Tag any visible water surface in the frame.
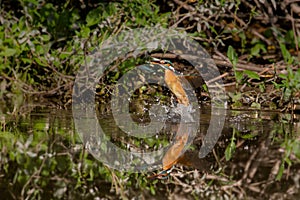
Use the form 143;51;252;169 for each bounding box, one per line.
1;105;300;199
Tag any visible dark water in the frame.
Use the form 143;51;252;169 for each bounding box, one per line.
1;105;300;199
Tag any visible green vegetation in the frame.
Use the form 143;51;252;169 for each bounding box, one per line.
0;0;299;111
1;0;300;199
0;0;170;108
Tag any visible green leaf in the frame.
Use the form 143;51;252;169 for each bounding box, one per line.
250;43;266;57
59;52;71;59
209;25;218;35
149;185;156;195
285;157;292;166
0;48;17;57
235;71;243;83
241;133;257;139
35;45;44;55
280;43;293;64
276;162;285;180
229;92;242;102
225;129;238;161
225;140;236;161
227;45;238;67
250;102;261;109
244;70;260;80
202;84;208;92
87;168;94;181
80;26;90;38
86;7;102;26
34;57;48;67
259;83;265;92
21;58;33;64
41;34;51;42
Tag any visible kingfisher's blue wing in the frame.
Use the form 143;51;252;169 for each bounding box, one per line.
137;63;156;73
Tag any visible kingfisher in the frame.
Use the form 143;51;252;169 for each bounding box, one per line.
144;57;191;179
148;57;190;106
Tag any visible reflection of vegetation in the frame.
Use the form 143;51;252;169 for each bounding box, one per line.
216;112;300;198
0;110;161;199
270;121;300;181
1;108;300;199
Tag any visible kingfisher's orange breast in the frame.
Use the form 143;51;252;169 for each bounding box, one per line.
164;70;189;106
